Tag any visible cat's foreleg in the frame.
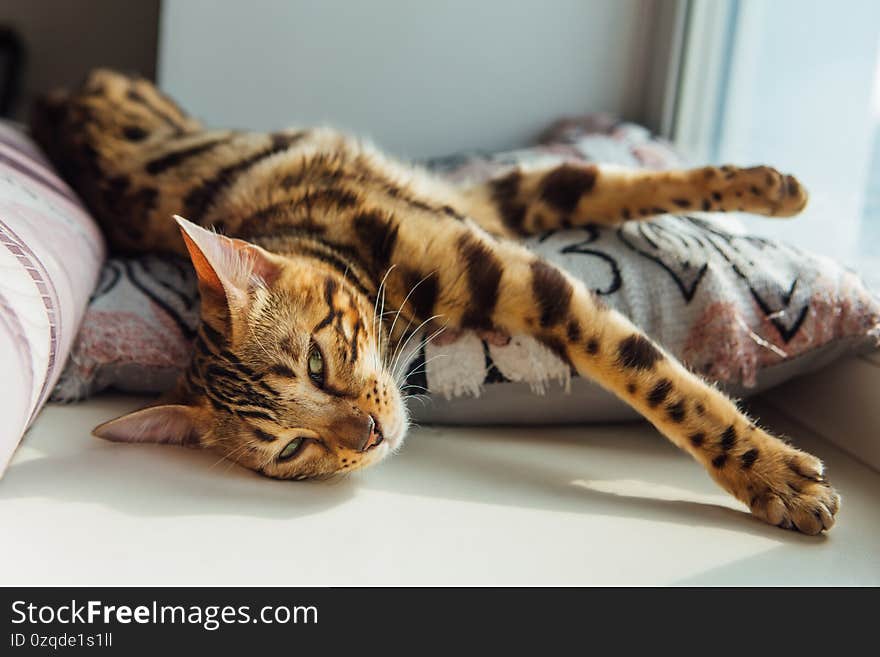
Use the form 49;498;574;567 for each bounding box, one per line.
461;164;808;236
443;238;838;534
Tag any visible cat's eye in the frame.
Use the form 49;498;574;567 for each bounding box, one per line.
307;343;325;387
278;437;306;461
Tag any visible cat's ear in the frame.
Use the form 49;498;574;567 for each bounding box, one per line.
174;214;282;312
92;404;208;447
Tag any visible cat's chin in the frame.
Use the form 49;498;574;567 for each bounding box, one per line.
383;432;404;454
382;416;408;453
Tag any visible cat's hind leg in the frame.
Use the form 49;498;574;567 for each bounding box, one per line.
30;69;212;253
31;69;201;175
461;163;808;236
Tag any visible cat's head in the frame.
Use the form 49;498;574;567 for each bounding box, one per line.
93;216;408;479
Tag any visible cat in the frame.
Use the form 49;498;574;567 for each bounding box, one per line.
30;69;838;533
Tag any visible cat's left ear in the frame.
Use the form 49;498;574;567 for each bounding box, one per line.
174;214;283;312
92;404;208;447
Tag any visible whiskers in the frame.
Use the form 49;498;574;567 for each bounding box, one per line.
383;270;436;363
399;351;448;384
209;437;258;473
370;264;396;372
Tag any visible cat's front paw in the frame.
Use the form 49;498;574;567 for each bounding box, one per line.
745;450;840;535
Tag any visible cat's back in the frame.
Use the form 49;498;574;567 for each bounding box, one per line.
31;69;457;256
211;127;458;250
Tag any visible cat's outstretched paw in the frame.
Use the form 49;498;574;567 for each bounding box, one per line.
744;450;840;535
719;165;808;217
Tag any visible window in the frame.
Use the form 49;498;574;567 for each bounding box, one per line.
667;0;880;289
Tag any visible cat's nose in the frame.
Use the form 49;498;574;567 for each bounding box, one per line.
358;415;384;452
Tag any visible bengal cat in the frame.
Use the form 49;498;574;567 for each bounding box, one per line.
31;70;839;534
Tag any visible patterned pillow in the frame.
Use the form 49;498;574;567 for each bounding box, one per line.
50;116;880;426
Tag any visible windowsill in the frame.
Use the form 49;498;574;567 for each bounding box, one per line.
760;354;880;473
2;393;878;585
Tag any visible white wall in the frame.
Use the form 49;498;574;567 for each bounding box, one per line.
159;0;657;159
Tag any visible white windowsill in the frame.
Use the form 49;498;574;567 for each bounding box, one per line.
2;392;878;586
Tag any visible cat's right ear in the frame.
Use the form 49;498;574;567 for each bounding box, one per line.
92;404;208;447
174;215;283;316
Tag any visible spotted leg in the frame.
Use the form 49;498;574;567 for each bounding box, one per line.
462;163;809;237
412;228;839;534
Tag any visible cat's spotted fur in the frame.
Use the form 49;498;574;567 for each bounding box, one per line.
32;70;838;533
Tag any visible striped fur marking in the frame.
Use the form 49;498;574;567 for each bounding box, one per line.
241;187;360;234
666;399;686;423
268;364;297;378
586;337;600;355
740;448;759;468
720;425;737;450
145;134;231;175
294;243;372;298
401;268;438;320
539;164;597;213
647;379;672;407
617;335;663;371
458;233;502;330
125;88;188;133
354;210;399;266
530;261;572;328
254;428;277;442
184;132;305;220
490;170;527;233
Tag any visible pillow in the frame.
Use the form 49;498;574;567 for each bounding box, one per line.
51;254;198;401
0;121;105;474
50;116;880;427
